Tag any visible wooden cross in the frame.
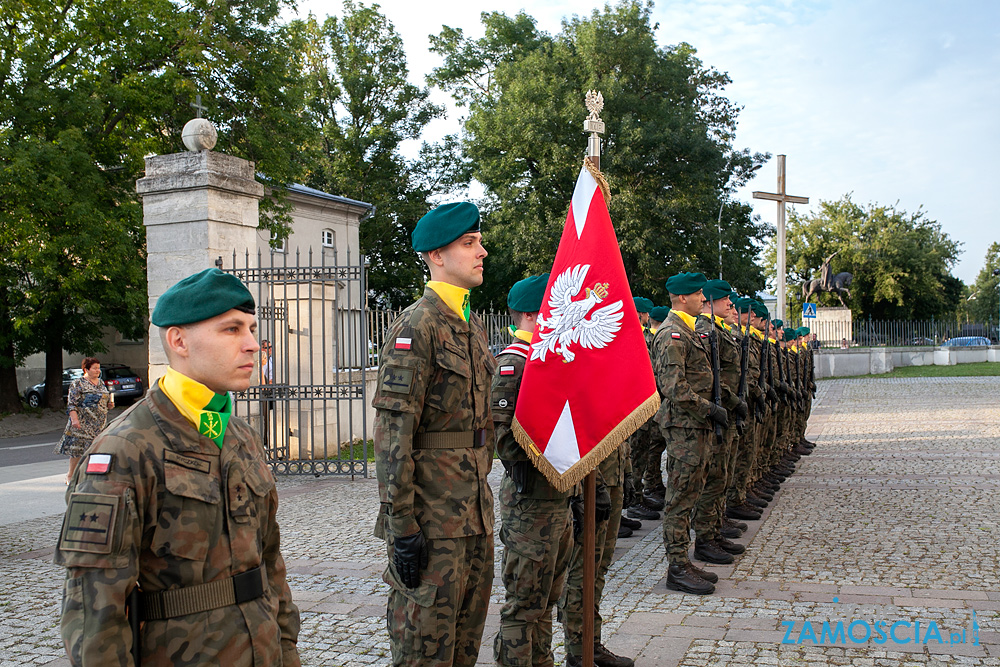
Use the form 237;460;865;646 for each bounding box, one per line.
190;94;208;119
753;155;809;320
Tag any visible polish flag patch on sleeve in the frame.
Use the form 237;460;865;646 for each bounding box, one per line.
671;332;682;339
500;365;516;376
394;337;412;350
86;453;113;475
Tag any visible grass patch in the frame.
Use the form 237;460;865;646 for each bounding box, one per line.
332;439;376;461
822;361;1000;380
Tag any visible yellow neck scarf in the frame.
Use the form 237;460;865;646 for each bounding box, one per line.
671;309;698;332
159;368;232;448
427;281;470;321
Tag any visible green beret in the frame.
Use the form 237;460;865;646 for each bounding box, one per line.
665;272;707;296
731;297;752;312
649;306;670;322
784;329;798;342
507;273;549;312
632;297;654;313
798;327;810;336
772;319;783;328
411;202;481;252
702;279;733;301
151;268;255;327
751;301;769;318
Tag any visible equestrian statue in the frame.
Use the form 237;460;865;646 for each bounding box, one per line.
802;250;853;306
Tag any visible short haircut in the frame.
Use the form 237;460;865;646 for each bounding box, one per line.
81;357;100;370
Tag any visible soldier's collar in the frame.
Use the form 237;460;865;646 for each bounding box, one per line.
159;368;232;449
670;309;698;332
508;326;533;344
427;281;470;321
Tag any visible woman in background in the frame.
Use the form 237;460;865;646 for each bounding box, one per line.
54;357;114;483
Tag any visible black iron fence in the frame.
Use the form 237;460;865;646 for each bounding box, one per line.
784;316;999;348
368;307;513;358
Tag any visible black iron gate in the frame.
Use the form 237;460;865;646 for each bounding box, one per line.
223;247;370;476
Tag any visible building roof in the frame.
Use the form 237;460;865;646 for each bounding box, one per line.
285;183;372;211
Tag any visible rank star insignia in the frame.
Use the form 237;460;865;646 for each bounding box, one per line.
200;412;222;439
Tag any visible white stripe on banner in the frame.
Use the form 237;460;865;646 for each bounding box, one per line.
570;166;598;239
545;401;581;474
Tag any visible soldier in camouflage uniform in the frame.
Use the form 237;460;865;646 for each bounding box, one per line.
492;274;575;667
691;280;747;566
652;272;728;595
623;298;659;527
372;202;495;667
558;447;634;667
54;268;300;666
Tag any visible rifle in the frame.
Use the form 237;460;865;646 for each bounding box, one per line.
127;585;141;665
707;298;724;445
735;303;751;433
775;326;787;405
759;312;774;413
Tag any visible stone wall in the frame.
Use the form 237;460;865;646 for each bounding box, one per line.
815;345;1000;379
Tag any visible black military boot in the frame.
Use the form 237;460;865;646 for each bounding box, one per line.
617;524;633;539
793;443;812;455
642;493;665;511
726;503;762;521
620;514;642;530
745;493;768;509
752;485;774;501
720;523;742;539
593;642;635;667
626;504;659;520
724;515;748;532
715;536;746;555
688;561;719;583
694;539;735;564
666;562;715;595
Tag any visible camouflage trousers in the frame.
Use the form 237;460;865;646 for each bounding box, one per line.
728;412;762;505
384;533;493;667
693;426;737;542
628;419;664;496
558;485;623;658
660;426;711;563
494;477;573;667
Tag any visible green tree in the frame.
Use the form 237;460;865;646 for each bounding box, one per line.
429;2;771;308
1;0;314;411
772;195;963;320
966;242;1000;324
290;3;443;308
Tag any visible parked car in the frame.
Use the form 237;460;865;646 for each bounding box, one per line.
22;364;144;408
23;368;84;408
907;337;936;346
941;336;991;347
101;364;145;403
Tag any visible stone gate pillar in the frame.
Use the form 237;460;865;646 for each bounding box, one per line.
136;119;263;385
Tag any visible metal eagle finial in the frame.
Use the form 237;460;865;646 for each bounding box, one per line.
585;90;604;121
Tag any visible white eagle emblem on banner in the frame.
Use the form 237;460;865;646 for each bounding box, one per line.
531;264;624;363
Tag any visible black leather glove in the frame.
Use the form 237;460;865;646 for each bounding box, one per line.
509;460;530;495
755;393;767;413
393;531;428;589
623;473;636;509
708;403;729;429
570;495;585;543
766;386;778;403
595;484;611;523
734;399;748;421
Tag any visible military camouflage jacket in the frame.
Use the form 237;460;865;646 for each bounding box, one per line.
372;286;496;541
652;310;714;430
54;385;300;666
736;327;763;404
695;315;741;412
491;341;571;500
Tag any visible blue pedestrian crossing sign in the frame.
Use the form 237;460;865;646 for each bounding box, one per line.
802;302;817;319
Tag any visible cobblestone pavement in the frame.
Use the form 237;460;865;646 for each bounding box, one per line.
2;376;999;666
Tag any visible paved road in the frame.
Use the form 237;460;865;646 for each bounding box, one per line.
1;377;998;666
0;430;64;469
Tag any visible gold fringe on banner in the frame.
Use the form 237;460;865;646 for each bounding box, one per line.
583;157;610;205
512;392;660;494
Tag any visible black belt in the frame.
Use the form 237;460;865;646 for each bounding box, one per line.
141;565;266;621
414;429;487;449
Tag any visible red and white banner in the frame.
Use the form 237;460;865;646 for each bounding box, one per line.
513;161;659;492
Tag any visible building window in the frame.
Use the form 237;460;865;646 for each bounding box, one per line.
270;231;286;253
322;229;335;248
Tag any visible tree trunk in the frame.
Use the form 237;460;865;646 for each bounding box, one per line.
0;339;22;414
44;318;66;410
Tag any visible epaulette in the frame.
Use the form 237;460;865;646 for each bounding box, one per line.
499;340;530;359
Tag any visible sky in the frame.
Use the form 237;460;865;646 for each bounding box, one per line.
291;0;1000;285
